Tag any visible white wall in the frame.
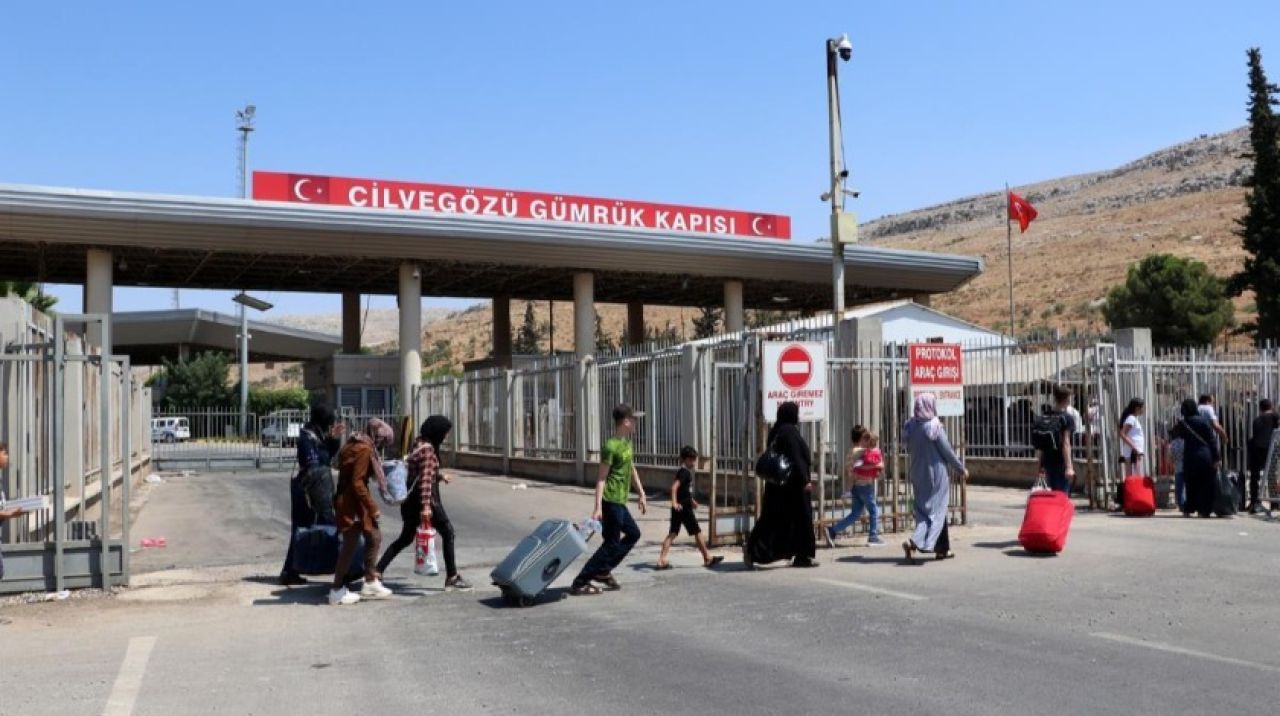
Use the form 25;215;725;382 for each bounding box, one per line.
873;304;1008;345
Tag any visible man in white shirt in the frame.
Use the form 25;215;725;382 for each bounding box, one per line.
1198;395;1229;448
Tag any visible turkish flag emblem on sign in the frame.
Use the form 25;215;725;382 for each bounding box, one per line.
287;174;332;204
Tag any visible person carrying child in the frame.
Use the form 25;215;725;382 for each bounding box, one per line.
654;446;724;571
825;427;884;547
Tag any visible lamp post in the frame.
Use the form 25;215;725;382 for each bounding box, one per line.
824;33;854;353
233;291;273;438
236;104;256;199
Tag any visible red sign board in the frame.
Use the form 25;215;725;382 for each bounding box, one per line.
778;345;814;388
907;343;964;416
252;171;791;240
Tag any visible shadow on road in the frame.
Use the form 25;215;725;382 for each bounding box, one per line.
837;555;923;567
972;540;1022;550
248;585;330;606
477;586;573;609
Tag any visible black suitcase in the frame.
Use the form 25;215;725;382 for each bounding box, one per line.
1213;471;1240;517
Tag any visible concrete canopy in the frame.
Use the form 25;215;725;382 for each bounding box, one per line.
0;184;983;311
112;309;341;365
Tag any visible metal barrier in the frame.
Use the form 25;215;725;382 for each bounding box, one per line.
149;407;411;473
1;305;148;594
514;358;578;461
402;327;1280;536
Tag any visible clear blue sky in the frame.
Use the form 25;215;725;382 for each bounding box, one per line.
3;1;1278;317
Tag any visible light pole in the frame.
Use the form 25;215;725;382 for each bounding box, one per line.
824;34;857;480
824;34;855;353
236;104;256;199
233;291;273;438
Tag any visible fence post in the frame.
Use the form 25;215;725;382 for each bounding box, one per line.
500;369;514;475
575;358;590;485
679;345;704;457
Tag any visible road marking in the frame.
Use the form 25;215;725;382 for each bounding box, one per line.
103;636;157;716
813;578;927;602
1091;632;1280;674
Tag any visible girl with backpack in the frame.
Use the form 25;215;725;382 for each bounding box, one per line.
374;415;471;591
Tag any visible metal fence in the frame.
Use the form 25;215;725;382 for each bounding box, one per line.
150;407;410;471
405;326;1280;538
1;304;150;594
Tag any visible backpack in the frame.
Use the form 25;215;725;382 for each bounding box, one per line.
379;460;411;505
1031;411;1066;453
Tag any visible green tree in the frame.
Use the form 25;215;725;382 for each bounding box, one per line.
0;281;57;313
157;351;234;408
1228;48;1280;344
692;306;722;339
594;310;615;352
644;322;681;345
1104;254;1235;348
513;301;543;354
248;386;310;416
747;309;795;329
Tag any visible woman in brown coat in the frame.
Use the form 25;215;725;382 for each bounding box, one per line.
329;418;394;606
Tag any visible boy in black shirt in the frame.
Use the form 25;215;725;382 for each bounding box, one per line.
654;446;723;570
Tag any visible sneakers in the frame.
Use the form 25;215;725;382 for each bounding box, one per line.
823;527;837;548
445;575;474;592
867;537;886;547
360;579;393;600
328;587;361;606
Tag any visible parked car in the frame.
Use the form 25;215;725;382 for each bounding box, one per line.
151;426;177;443
260;412;303;447
151;417;190;443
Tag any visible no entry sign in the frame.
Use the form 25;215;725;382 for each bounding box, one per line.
907;343;964;417
762;342;827;422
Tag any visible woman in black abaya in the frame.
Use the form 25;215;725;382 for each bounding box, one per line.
745;401;818;569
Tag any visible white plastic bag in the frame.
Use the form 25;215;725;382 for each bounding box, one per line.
380;460;410;505
414;523;439;576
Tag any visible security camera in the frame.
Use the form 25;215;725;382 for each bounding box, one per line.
820;192;832;201
834;33;852;61
838;169;849;179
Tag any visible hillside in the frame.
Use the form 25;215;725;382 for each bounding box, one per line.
417;302;709;371
865;128;1252;335
272;307;453;345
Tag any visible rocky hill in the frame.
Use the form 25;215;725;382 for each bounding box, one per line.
272;307;452;345
865;127;1252;335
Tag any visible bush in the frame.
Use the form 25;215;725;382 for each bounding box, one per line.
248;387;311;416
1103;254;1235;347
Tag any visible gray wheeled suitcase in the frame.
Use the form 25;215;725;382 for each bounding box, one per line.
490;519;590;607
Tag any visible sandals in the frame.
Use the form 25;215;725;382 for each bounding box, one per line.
704;556;724;568
653;563;673;571
593;573;622;591
902;540;919;564
935;550;956;561
570;582;603;596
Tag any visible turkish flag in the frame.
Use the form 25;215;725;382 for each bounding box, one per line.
287;174;332;204
1007;191;1038;233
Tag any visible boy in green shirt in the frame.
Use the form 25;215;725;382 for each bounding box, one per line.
571;404;648;595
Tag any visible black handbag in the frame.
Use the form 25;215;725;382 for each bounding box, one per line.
754;440;793;485
1213;470;1240;517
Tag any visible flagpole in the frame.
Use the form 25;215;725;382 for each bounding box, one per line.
1002;182;1013;457
1006;182;1015;341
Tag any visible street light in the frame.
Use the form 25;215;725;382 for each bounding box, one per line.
233;291;273;437
824;33;857;489
236;104;256;199
825;33;856;353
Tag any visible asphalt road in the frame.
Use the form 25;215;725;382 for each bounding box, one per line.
3;470;1279;716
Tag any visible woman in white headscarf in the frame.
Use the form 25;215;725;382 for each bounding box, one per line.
902;393;968;563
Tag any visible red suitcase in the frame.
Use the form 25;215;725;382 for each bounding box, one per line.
1018;489;1074;554
1122;475;1156;516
